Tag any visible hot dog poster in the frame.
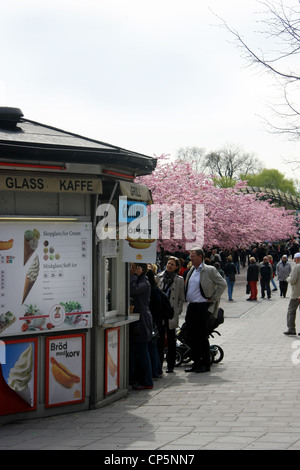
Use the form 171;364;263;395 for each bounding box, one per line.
0;222;92;337
45;334;85;407
105;327;120;395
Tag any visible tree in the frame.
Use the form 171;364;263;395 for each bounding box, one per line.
222;0;300;169
176;146;206;173
204;144;263;180
240;168;298;195
135;155;297;251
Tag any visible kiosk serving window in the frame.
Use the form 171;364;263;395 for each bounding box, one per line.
105;257;118;315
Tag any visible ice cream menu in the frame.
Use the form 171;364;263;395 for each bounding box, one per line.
0;222;92;337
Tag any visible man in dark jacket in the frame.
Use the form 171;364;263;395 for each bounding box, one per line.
259;256;273;299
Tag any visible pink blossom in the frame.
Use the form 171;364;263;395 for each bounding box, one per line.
136;155;297;251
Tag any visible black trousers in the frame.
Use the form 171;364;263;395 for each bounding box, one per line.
157;323;176;369
279;280;288;297
185;302;211;369
260;279;271;298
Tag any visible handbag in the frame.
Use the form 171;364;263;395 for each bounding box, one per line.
151;322;159;342
246;283;250;294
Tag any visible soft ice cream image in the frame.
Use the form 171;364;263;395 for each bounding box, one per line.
22;255;39;304
8;344;33;392
24;229;40;265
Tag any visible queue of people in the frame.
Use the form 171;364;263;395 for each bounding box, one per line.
129;242;300;390
129;248;228;389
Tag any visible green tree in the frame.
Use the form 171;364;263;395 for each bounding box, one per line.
240;168;297;195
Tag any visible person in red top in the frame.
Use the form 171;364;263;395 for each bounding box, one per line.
179;259;189;277
268;255;278;292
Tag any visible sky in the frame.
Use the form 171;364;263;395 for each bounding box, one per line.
0;0;299;180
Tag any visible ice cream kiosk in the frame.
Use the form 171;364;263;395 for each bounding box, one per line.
0;107;156;423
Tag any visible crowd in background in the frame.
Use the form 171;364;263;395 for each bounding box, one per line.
128;237;300;390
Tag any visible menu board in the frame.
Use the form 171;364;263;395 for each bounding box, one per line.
0;222;92;337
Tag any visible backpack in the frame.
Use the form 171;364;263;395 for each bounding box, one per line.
159;290;174;320
207;307;224;334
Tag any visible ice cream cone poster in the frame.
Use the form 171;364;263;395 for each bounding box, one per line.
0;338;37;416
0;222;92;337
105;327;120;395
45;334;85;407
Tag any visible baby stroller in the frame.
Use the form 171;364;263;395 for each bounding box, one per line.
171;307;225;367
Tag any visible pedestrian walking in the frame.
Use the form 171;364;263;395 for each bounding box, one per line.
268;255;278;292
224;255;237;301
277;255;292;298
283;253;300;336
246;257;259;301
259;256;273;299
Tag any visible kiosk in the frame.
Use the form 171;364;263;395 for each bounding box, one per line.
0;107;156;423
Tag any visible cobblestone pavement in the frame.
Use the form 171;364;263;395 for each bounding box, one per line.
1;267;300;450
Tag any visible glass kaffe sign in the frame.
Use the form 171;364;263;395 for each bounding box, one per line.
0;222;92;337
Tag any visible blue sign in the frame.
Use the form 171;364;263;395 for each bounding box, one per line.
119;199;147;223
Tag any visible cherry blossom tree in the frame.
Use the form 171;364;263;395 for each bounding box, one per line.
135;155;297;251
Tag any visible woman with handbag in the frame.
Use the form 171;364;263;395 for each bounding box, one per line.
147;269;163;379
156;256;185;373
129;263;154;390
246;257;259;301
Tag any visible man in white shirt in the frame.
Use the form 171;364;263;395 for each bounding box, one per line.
185;248;227;372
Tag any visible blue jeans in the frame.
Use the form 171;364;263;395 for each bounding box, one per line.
129;341;153;387
226;277;235;300
148;341;162;378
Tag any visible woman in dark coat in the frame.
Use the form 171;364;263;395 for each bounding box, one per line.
129;263;153;390
147;269;163;379
247;256;259;301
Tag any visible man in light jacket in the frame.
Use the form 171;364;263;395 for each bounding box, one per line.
184;247;227;373
277;255;292;298
284;252;300;336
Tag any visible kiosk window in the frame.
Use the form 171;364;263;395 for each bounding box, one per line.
105;257;117;315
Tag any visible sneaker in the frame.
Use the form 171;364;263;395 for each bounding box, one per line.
284;330;296;336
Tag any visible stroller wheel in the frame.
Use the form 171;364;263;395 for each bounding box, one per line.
175;349;183;367
211;345;224;363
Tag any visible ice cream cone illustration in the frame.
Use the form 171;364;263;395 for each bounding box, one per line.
24;229;40;265
22;255;39;304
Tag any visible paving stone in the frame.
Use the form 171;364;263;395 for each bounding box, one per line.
1;267;300;450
